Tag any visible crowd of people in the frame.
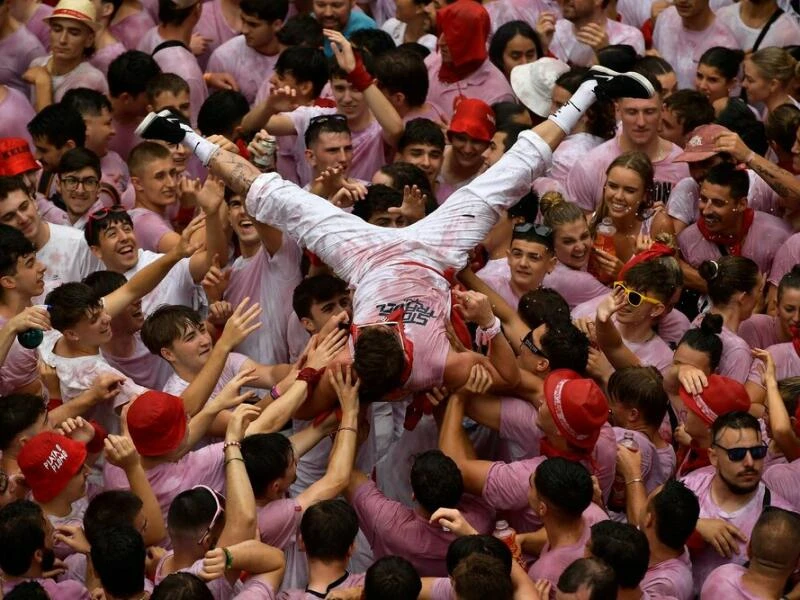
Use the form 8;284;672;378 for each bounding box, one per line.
1;0;800;597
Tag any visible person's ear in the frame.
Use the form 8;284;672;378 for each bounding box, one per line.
159;347;177;364
131;175;144;193
708;446;718;468
649;302;665;319
0;273;17;291
300;316;318;334
63;328;81;343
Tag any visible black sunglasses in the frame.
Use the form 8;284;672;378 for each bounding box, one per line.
521;330;548;358
513;223;553;237
309;114;347;127
712;443;768;462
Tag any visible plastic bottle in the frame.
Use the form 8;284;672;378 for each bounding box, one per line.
590;217;617;284
620;431;639;451
17;305;48;349
493;520;524;567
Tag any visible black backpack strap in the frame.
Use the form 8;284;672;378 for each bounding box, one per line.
762;485;772;509
752;8;784;52
152;40;188;56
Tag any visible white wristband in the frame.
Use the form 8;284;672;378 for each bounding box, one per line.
476;316;501;346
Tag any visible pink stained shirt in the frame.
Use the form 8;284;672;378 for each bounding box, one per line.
163;352;248;400
566;137;689;214
715;4;800;52
0;314;41;395
1;578;90;600
652;6;740;90
124;249;198;316
613;427;665;491
0;24;45;96
700;563;762;600
223;239;302;365
154;551;237;600
89;41;126;76
747;341;800;388
677;211;791;274
100;150;135;209
763;459;800;513
0;86;36;145
550;132;606;189
527;516;599;586
129;207;175;252
436;169;479;206
739;314;782;351
679;466;793;595
617;0;658;27
543;262;609;310
109;10;156;50
550;18;645;67
768;232;800;286
235;578;277;600
424;53;516;122
150;43;209;125
102;332;175;391
483;0;556;34
28;55;108;104
26;3;53;50
104;441;226;524
351;479;495;577
207;36;278;105
482;264;522;309
642;550;694;600
36;223;103;304
108;118;142;161
688;316;753;384
257;498;303;550
192;0;240;70
136;25;161;54
279;573;366;600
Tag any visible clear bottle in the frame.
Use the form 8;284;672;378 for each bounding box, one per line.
493;520;524;567
620;431;639;451
590;217;617;284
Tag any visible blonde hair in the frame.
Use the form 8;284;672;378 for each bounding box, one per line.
540;192;586;230
748;47;800;87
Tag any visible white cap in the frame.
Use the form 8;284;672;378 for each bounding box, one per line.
511;58;570;119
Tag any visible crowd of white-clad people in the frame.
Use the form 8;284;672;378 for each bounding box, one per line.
3;0;800;597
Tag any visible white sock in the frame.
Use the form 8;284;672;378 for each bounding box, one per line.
182;129;220;167
547;79;599;135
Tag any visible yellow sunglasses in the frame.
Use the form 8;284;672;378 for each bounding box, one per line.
613;281;661;307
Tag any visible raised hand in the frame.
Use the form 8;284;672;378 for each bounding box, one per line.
54;524;91;555
225;403;262;442
324;29;357;73
196;174;226;216
89;373;125;405
57;417;95;444
453;290;494;328
596;287;626;323
198;547;226;581
201;255;231;303
104;435;141;472
209;368;259;412
218;297;262;350
329;364;360;414
752;348;777;384
387;185;427;224
173;214;206;259
306;328;348;370
266;85;300;114
429;507;478;537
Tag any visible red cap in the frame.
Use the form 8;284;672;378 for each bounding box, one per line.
18;432;87;503
544;369;609;450
674;124;730;163
0;138;39;176
679;375;750;427
448;98;496;143
126;391;187;457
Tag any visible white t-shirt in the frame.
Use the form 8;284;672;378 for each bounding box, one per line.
36;223;102;304
715;3;800;51
123;249;202;316
380;18;437;52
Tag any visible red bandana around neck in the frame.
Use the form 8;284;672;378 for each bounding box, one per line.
696;208;754;256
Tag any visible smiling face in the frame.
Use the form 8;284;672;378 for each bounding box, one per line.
67;305;113;347
778;287;800;338
553;218;592;269
228;196;259;245
59;166;101;221
698;180;746;235
0;189;43;244
132;157;178;210
397;143;444;185
163;321;214;372
449;132;490;171
92;220;139;272
0;253;46;300
313;0;351;30
602;166;647;221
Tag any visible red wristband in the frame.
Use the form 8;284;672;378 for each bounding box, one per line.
86;421;108;454
347;53;375;92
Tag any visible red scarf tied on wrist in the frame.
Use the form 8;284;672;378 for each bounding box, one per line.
696;208;754;257
436;0;491;84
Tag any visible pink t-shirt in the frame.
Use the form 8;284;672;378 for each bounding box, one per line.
109;117;143;161
279;573;366;600
351;479;495;576
424;52;516;122
35;223;102;304
482;263;521;309
28;55;109;105
136;24;161;54
257;497;303;549
206;36;277;106
124;249;198;316
613;427;665;491
689;317;753;384
235;578;277;600
763;459;800;513
102;332;175;391
104;441;226;523
768;232;800;286
642;550;693;600
26;3;53;50
652;6;740;90
527;517;598;586
89;41;126;76
193;0;240;70
1;578;90;600
0;24;45;96
163;351;248;399
617;0;657;27
129;207;175;253
550;18;645;67
550;132;606;189
148;39;209;125
700;563;762;600
100;150;135;209
715;4;800;51
678;211;791;274
680;466;793;595
0;314;41;395
542;262;609;310
109;10;156;50
747;341;799;388
739;314;782;351
0;86;35;145
567;137;689;213
436;170;478;206
154;551;236;600
223;240;303;365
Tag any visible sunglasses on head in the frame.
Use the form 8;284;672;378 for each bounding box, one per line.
85;205;129;241
521;329;548;358
309;114;348;127
613;281;661;308
513;223;553;237
712;443;768;462
192;485;225;545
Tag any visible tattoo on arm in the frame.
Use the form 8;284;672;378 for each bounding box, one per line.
209;149;261;195
751;158;800;202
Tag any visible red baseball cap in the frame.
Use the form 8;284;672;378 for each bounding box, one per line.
448;98;496;144
544;369;609;450
0;138;39;176
679;374;750;427
126;391;187;457
18;432;87;503
674;124;730;163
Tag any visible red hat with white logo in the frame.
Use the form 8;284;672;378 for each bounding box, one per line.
18;432;87;503
679;374;750;426
544;369;609;450
0;138;39;176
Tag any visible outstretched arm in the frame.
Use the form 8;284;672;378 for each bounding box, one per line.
206;146;263;197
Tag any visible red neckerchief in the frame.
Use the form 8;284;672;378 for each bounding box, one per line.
696;208;754;256
436;1;490;83
676;443;711;478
